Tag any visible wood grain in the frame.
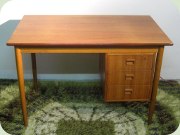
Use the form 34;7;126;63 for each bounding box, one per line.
106;53;156;70
107;70;153;85
15;48;28;127
20;47;158;53
105;85;152;101
31;53;38;91
7;15;172;47
105;50;156;101
148;47;164;124
8;15;173;126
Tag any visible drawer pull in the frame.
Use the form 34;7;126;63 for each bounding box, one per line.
126;59;135;65
125;74;134;80
125;88;133;95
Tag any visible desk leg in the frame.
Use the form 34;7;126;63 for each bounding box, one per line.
15;48;28;127
31;53;38;91
148;47;164;124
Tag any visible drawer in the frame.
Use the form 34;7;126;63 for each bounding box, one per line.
107;70;153;85
107;53;155;70
105;85;152;101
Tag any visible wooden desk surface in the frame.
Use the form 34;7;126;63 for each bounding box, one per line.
7;15;172;47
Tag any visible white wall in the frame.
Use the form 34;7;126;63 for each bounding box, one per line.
0;0;180;80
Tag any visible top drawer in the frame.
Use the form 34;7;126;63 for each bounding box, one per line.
107;53;156;70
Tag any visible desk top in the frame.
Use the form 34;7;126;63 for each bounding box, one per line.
7;15;172;47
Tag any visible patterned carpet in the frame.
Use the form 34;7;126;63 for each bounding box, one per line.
0;79;179;135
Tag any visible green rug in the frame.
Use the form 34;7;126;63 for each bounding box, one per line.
0;79;179;135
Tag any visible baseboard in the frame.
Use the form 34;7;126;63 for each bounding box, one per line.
0;71;100;81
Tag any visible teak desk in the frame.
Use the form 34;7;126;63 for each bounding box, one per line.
7;15;173;127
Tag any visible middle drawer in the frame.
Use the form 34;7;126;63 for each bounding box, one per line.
107;70;153;85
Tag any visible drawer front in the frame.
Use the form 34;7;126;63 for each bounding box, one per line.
107;54;155;70
105;85;152;101
107;70;153;85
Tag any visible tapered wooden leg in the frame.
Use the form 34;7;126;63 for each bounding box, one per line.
31;53;38;91
15;47;28;127
148;47;164;124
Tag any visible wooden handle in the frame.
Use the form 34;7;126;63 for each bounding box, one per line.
125;88;133;95
125;74;134;80
126;58;135;65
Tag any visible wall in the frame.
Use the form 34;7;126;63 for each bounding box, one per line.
0;0;180;80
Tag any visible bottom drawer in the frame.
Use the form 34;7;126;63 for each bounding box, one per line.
105;85;152;101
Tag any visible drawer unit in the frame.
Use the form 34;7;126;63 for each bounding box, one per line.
104;51;156;101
